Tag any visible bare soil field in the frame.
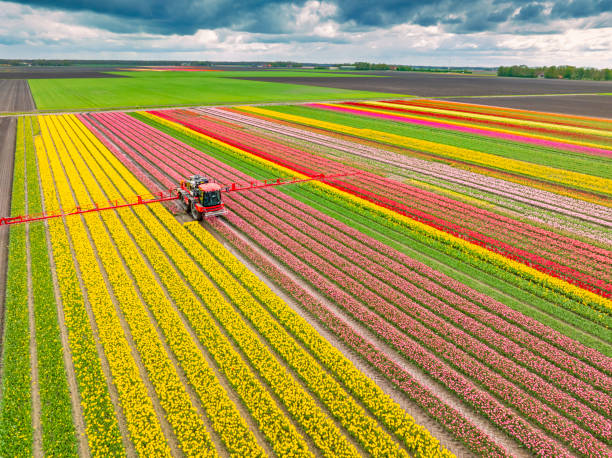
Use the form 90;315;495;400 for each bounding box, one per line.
0;80;35;112
0;116;16;347
235;72;612;97
0;67;126;79
445;94;612;118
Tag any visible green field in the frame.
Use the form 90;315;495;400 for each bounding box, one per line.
28;70;403;111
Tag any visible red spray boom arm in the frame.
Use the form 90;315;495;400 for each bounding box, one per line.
0;171;359;226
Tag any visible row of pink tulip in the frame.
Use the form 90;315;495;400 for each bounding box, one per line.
310;102;612;157
207;217;509;457
90;110;611;378
254;190;612;404
198;107;612;230
90;111;610;454
223;193;609;450
165;109;611;294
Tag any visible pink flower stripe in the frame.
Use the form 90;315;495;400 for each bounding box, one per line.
308;102;612;158
345;101;612;145
223;194;611;445
153;109;612;298
199;106;612;235
256;191;612;399
191;108;612;259
389;99;612;133
208;217;509;457
167;108;612;273
85;111;612;455
92;111;612;376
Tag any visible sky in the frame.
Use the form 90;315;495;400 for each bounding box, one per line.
1;0;611;67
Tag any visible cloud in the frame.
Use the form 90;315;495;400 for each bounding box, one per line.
11;0;610;36
515;3;546;21
0;0;610;67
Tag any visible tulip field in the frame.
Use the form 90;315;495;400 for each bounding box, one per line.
0;97;611;457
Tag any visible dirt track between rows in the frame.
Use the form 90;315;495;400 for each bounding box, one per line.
235;73;612;97
0;80;36;112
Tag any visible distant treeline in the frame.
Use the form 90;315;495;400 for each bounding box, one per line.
497;65;612;80
353;62;472;73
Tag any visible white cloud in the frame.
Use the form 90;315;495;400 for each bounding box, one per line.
0;0;610;66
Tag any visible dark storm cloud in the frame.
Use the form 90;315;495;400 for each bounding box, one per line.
12;0;295;34
550;0;612;19
10;0;612;36
515;3;545;21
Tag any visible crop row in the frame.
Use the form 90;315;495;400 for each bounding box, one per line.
89;112;608;456
78;112;447;457
83;111;455;457
326;101;612;155
26;116;77;456
237;105;611;197
0;117;32;456
49;114;218;456
384;99;612;137
36;123;125;456
198;106;612;229
39;115;172;456
153;109;612;307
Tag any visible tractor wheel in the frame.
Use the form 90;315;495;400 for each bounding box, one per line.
191;204;203;221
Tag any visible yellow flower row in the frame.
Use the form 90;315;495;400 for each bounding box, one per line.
406;178;494;209
147;113;610;314
237;106;612;196
52;114;218;457
186;221;454;458
35;131;125;457
335;102;611;150
178;217;410;457
64;113;266;456
39;115;171;457
138;114;432;456
149;207;362;457
368;101;612;140
66;114;309;456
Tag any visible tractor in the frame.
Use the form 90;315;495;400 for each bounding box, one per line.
178;175;227;220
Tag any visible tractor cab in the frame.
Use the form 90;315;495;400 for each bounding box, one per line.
178;175;227;220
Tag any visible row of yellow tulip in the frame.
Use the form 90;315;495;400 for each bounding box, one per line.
64;114;311;456
331;102;611;150
237;106;611;196
368;101;612;140
76;112;415;456
39;115;171;456
63;113;270;456
34;130;124;457
50;114;218;457
175;214;409;457
151;114;609;315
186;221;453;457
